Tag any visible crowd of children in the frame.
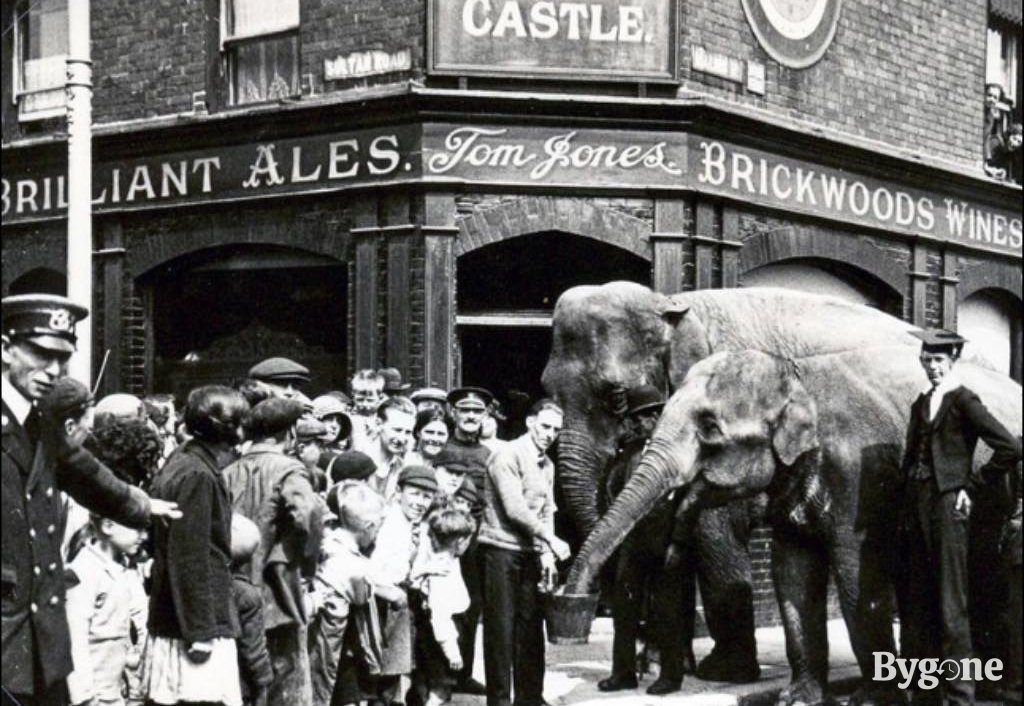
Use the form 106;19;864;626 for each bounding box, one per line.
45;362;548;706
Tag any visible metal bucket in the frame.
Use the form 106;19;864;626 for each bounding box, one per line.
543;591;600;645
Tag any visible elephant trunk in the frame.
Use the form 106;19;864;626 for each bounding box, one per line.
556;426;611;538
564;435;698;593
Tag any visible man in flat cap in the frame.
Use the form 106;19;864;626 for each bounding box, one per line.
369;465;438;704
2;294;181;706
441;386;495;694
224;397;323;706
899;329;1021;706
249;356;311;401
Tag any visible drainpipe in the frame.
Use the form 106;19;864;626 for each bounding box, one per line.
66;0;92;383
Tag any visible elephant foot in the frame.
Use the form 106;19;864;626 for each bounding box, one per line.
846;682;907;706
775;680;836;706
695;649;761;683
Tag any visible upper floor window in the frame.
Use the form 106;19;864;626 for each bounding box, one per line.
13;0;68;121
222;0;300;106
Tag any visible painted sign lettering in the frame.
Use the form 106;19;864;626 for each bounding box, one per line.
423;124;686;186
1;126;419;223
693;139;1022;255
428;0;677;81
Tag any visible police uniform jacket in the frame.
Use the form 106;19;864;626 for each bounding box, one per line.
1;398;151;695
900;385;1022;493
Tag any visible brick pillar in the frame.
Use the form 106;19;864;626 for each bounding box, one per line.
693;198;716;290
910;242;930;326
422;193;458;389
382;192;413;375
98;218;125;396
352;196;380;369
940;250;959;331
721;205;741;288
652;198;686;294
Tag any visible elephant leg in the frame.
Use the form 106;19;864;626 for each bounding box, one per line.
829;533;905;706
694;504;759;683
772;531;831;706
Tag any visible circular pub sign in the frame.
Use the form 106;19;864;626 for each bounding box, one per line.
741;0;843;69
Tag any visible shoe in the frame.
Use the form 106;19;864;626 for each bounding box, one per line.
695;651;760;683
646;677;682;696
453;677;487;695
597;674;638;692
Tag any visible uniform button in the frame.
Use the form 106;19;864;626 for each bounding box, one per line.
47;524;56;535
48;562;57;572
33;566;41;576
25;492;32;501
45;487;54;498
30;603;38;614
49;596;60;606
28;529;36;539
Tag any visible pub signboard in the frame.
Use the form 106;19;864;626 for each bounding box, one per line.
427;0;678;82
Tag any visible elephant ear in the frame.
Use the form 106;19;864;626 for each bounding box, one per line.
660;300;712;387
772;382;820;467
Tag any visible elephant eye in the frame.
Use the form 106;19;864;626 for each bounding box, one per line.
696;412;724;445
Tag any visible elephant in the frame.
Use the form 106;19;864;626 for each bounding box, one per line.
543;282;767;680
558;289;1023;705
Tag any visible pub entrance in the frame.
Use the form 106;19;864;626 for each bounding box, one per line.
145;245;348;401
456;231;649;432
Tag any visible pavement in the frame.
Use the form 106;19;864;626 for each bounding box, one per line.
451;618;1008;706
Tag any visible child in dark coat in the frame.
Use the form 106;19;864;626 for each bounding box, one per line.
231;514;274;706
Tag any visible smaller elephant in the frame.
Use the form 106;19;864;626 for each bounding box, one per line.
566;347;1021;705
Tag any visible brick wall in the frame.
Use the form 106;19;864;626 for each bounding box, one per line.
681;0;988;168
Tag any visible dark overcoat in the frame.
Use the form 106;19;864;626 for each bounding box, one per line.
1;399;150;696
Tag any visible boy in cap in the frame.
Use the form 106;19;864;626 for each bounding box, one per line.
223;397;323;706
369;465;438;704
899;329;1021;706
308;482;385;706
294;416;329;492
2;294;182;705
231;514;274;706
441;386;494;694
321;450;378;486
411;386;449;414
249;356;311;400
379;367;411;397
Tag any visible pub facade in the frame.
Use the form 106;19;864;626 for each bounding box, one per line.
3;0;1022;620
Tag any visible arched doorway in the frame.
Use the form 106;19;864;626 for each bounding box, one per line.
742;258;901;313
8;267;67;296
142;244;349;401
959;289;1021;378
457;231;649;424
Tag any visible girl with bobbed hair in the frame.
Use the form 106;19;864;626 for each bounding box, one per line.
143;385;249;706
408;408;451;467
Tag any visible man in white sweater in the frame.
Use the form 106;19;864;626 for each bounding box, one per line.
479;400;571;706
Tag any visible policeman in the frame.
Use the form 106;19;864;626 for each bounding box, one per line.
2;294;181;706
900;329;1021;706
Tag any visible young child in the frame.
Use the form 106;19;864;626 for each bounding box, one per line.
64;514;146;706
410;508;476;706
231;514;274;706
308;482;386;706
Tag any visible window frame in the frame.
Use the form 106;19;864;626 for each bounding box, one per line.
11;0;69;122
220;0;301;107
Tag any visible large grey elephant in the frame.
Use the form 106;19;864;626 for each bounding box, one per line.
543;282;764;679
557;286;1023;706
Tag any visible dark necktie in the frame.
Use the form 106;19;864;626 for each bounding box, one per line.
23;408;41;448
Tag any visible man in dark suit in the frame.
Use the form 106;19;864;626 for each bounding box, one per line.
2;294;181;706
900;329;1021;706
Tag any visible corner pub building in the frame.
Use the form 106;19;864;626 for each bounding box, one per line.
2;0;1021;624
